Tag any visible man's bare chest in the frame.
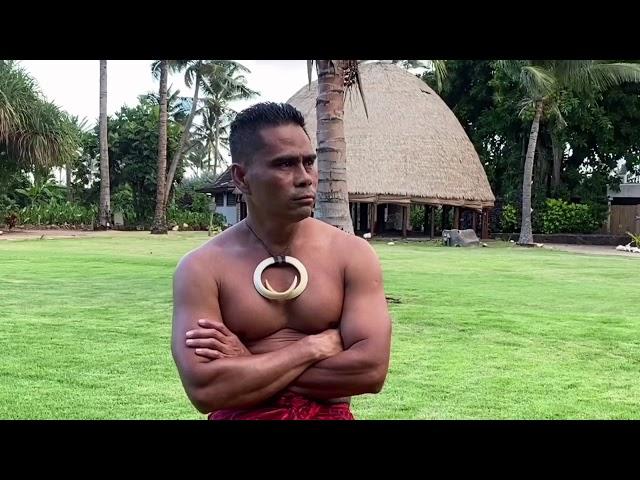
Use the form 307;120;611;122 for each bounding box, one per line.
217;256;345;341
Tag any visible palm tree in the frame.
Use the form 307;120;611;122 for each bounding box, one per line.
98;60;111;229
152;60;205;208
190;105;233;176
139;87;192;123
151;60;256;207
496;60;640;245
0;61;76;170
307;60;369;234
198;62;257;175
151;60;169;234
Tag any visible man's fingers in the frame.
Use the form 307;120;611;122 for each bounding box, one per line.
186;328;226;341
186;338;228;352
194;348;226;360
197;319;233;336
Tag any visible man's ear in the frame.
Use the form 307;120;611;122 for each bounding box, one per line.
231;163;250;195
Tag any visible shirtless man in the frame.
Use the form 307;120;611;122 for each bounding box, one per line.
171;102;391;420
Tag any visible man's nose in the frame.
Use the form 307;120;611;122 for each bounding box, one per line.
294;162;313;186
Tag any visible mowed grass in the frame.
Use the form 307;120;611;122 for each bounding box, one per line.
0;232;638;419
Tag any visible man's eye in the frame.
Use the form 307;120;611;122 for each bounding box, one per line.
304;159;315;166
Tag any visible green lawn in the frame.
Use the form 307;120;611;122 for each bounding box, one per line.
1;232;638;419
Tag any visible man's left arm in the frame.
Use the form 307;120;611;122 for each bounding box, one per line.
287;237;392;399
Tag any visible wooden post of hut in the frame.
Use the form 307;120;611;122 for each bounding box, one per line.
423;205;428;235
369;202;376;235
401;205;408;238
481;209;489;240
453;207;460;230
441;206;448;231
359;203;368;233
430;206;436;238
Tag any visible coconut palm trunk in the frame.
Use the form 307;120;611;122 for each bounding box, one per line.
151;60;169;234
98;60;111;229
551;130;563;190
163;71;201;207
66;159;72;201
518;100;544;245
213;114;220;176
314;60;354;234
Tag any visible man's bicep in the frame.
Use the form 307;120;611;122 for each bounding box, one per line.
339;240;391;354
171;254;223;375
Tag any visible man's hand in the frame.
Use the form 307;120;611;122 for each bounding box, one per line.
304;329;343;360
186;319;252;361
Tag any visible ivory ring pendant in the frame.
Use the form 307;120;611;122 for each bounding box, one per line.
253;256;309;301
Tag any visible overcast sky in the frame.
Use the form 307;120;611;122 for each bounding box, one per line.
19;60;317;128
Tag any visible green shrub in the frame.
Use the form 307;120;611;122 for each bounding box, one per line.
501;204;519;232
167;205;225;231
19;201;97;227
410;205;425;230
541;199;601;234
111;184;137;224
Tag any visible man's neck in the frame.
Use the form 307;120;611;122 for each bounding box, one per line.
244;213;304;256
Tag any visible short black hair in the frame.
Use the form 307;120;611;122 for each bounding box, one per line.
229;102;308;165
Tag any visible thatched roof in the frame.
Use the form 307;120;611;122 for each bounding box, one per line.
287;62;495;209
196;167;240;195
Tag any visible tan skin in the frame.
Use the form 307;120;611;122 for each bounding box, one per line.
171;123;391;414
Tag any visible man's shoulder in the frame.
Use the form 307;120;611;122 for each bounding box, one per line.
175;227;240;277
305;218;378;259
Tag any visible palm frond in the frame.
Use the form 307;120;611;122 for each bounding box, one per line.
307;60;314;90
495;60;528;82
342;60;369;118
520;65;555;99
579;62;640;93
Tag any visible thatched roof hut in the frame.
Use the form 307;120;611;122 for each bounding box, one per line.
287;62;495;211
199;62;495;237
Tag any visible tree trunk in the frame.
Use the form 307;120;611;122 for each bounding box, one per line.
551;130;563;191
163;71;200;207
314;60;354;234
66;159;72;202
98;60;111;229
518;101;543;245
213;114;220;176
206;138;212;172
151;60;169;235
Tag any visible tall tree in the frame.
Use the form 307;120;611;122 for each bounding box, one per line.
151;60;169;234
98;60;111;229
496;60;640;245
151;60;256;206
307;60;367;234
198;61;257;175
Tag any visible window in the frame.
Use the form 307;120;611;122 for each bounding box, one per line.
226;193;237;206
215;193;224;207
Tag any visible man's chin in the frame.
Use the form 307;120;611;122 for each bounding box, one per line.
289;206;314;222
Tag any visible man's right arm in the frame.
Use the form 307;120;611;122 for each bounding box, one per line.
171;251;340;414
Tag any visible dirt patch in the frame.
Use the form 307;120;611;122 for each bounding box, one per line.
0;229;132;241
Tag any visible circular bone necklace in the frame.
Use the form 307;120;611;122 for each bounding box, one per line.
245;221;308;301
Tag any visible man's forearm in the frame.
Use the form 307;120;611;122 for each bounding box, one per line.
288;340;387;399
186;338;323;413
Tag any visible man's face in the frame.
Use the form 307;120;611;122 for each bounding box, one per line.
241;124;318;222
